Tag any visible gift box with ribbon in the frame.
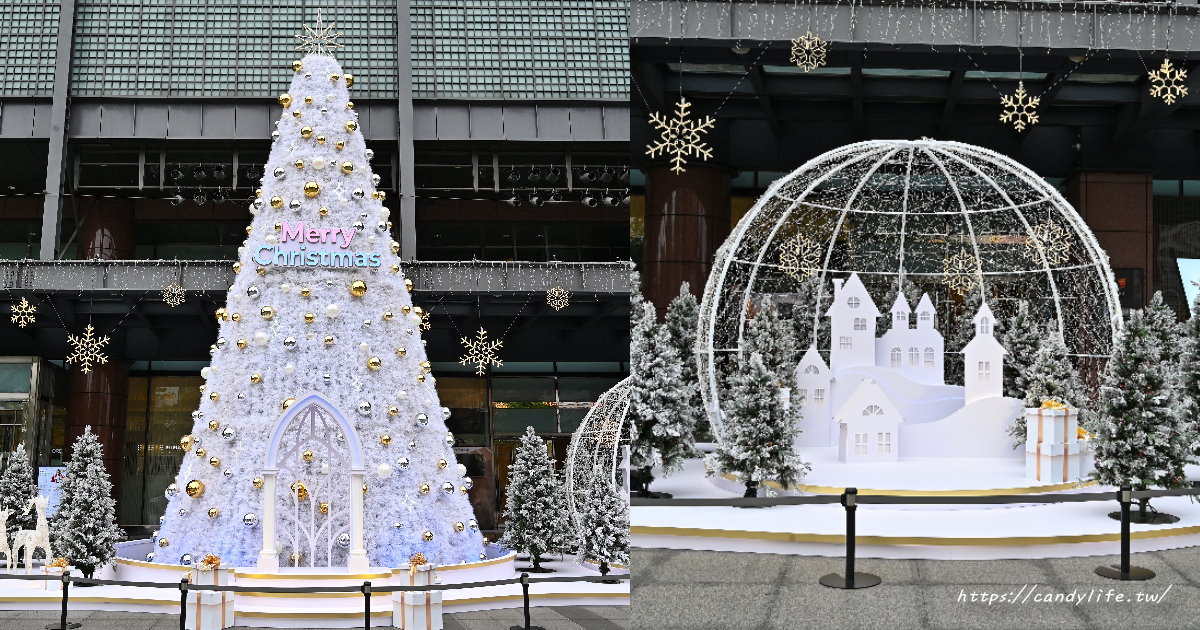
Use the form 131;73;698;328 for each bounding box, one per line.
394;553;444;630
184;554;234;630
42;558;69;591
1024;403;1087;483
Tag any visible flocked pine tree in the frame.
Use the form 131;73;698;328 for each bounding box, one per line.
743;298;799;384
574;479;628;577
1002;300;1045;399
0;443;37;547
51;427;124;579
1091;309;1192;521
499;427;569;571
1142;291;1184;368
629;305;695;494
628;293;656;492
708;352;810;498
1176;290;1200;458
664;282;707;441
154;50;483;567
1007;332;1087;447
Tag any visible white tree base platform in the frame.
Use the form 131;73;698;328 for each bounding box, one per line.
632;458;1200;560
0;551;627;627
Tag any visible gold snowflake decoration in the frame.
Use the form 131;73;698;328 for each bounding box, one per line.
1149;59;1188;105
777;234;823;281
295;8;344;56
942;248;980;296
790;32;829;73
459;328;503;376
162;283;186;308
546;286;571;311
10;297;36;328
646;98;716;175
999;81;1040;132
417;308;431;331
1023;221;1071;266
66;324;110;374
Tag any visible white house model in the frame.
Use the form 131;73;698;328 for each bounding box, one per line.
793;273;1023;462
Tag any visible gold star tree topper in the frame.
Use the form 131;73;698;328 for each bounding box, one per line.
295;9;345;56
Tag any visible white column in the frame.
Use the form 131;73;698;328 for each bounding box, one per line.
347;469;369;572
257;470;279;571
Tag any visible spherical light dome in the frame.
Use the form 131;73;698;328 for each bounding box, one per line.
564;376;633;527
698;139;1121;422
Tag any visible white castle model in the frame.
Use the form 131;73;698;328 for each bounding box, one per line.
793;273;1021;462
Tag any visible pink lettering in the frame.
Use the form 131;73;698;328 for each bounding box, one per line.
281;222;302;243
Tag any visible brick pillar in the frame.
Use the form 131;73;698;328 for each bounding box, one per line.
643;164;732;315
1064;172;1153;308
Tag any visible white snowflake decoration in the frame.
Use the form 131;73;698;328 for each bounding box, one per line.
790;32;829;73
66;324;110;374
162;283;186;308
295;8;344;56
942;248;980;296
1000;81;1040;131
1024;221;1071;266
10;297;36;328
459;328;503;376
546;286;570;311
1149;59;1188;105
777;234;822;281
646;98;716;175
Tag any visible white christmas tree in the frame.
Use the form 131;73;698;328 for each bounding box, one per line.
574;479;628;577
708;352;810;497
1002;300;1045;399
0;444;37;547
51;427;124;578
154;47;482;567
629;300;695;493
664;282;707;440
499;427;569;571
1008;332;1087;447
1091;309;1191;519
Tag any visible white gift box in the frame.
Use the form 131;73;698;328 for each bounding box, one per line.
41;565;68;590
1023;407;1077;448
184;590;234;630
394;590;444;630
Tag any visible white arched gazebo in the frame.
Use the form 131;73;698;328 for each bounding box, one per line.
698;139;1122;426
258;393;369;572
564;377;634;526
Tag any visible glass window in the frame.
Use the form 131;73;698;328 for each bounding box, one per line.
853;317;866;331
890;347;901;367
847;297;861;309
121;376;199;526
924;347;935;367
437;377;487;446
909;347;919;365
493;377;558;434
839;336;852;350
814;388;825;405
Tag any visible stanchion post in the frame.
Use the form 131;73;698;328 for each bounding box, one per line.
362;581;371;630
44;572;80;630
508;572;545;630
178;577;188;630
819;487;881;590
1096;486;1155;581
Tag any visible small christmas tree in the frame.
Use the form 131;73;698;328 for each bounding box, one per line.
708;352;810;497
0;444;37;548
629;297;695;494
1008;333;1088;447
1091;310;1191;522
51;427;124;579
1143;291;1184;367
664;282;707;441
499;427;569;571
1002;300;1045;399
574;480;628;577
744;298;800;382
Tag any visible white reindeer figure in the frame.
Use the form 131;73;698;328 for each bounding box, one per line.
0;509;11;572
12;496;50;574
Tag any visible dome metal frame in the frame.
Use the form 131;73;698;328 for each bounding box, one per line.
563;376;634;527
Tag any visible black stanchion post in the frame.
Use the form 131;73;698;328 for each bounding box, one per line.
508;572;546;630
819;487;881;590
362;581;371;630
178;577;188;630
1096;486;1155;581
44;572;80;630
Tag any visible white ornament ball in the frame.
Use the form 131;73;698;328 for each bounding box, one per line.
359;342;369;352
336;533;351;548
200;367;212;379
320;463;330;474
285;363;295;375
326;303;341;318
456;463;467;478
376;463;393;477
254;332;270;346
398;390;408;400
280;283;291;294
265;234;278;245
312;156;327;170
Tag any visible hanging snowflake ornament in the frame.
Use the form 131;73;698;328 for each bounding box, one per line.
942;248;980;296
790;32;829;73
1024;221;1071;266
66;324;111;374
777;233;823;281
646;98;716;175
417;308;431;332
162;283;186;308
10;297;36;328
546;286;571;311
999;81;1040;132
459;328;503;376
1149;59;1188;105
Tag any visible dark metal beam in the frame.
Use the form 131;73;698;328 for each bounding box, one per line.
631;61;668;114
746;64;781;135
938;56;969;137
38;0;78;260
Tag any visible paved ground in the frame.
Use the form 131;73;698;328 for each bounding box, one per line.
0;606;630;629
632;547;1200;630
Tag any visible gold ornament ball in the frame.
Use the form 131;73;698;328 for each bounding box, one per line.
383;311;394;321
231;313;241;322
330;73;340;81
207;419;220;431
158;538;170;548
362;483;369;496
437;458;448;470
380;434;392;446
413;306;424;316
390;264;400;274
459;485;469;495
422;531;434;542
232;262;242;273
209;456;220;467
345;120;358;132
274;221;283;232
323;335;336;346
256;267;266;276
303;181;320;198
270;196;284;208
236;339;248;349
214;307;228;321
401;305;412;315
245;225;254;235
368;356;382;371
207;508;220;518
318;501;330;515
196;447;207;458
318;206;330;216
387;406;399;416
316;135;326;145
282;397;297;411
304;312;316;323
260;305;275;320
344;73;355;87
419;483;431;494
300;287;312;297
250;373;262;384
390;241;401;254
302;449;314;462
291;481;309;501
303;95;313;104
252;477;264;488
335;140;346;150
340;161;354;174
404;278;414;292
278;93;292;108
209;392;220;402
294;159;304;169
185;480;206;498
420;360;432;373
346;101;354;110
417;374;426;383
453;522;465;533
291;110;302;119
180;435;194;451
350;280;367;297
292;60;303;72
300;126;313;139
396;347;407;357
255;188;263;198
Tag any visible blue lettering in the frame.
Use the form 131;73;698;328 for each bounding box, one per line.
368;252;382;267
254;245;274;266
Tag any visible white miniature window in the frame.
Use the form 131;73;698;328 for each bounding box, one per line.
863;405;884;416
909;347;920;365
798;388;808;406
814;388;825;404
854;317;867;331
924;347;934;367
878;432;892;454
894;311;907;325
804;365;820;375
920;311;930;322
980;317;991;335
848;297;861;309
978;360;991;381
839;336;852;350
854;432;868;454
890;347;901;367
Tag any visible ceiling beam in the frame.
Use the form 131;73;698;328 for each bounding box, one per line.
746;64;781;135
